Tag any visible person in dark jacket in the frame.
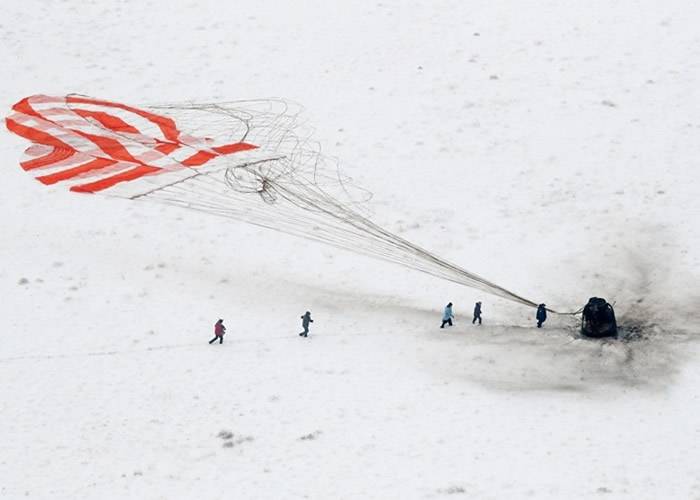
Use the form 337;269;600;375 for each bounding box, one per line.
472;301;482;325
299;311;313;337
536;304;547;328
209;319;226;344
440;302;454;328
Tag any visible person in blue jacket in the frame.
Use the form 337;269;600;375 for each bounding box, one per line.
440;302;454;328
536;304;547;328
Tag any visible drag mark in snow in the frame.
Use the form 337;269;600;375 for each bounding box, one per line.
0;343;201;363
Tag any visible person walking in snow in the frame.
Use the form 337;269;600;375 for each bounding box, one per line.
299;311;313;337
440;302;454;328
536;304;547;328
209;319;226;344
472;301;482;325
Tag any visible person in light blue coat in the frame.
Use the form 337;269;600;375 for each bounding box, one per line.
440;302;454;328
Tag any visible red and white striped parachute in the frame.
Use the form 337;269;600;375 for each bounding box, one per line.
5;94;542;309
5;94;260;194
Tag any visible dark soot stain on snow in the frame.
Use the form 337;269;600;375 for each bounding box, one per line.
441;316;695;393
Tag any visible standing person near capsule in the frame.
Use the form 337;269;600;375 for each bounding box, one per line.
440;302;454;328
472;301;482;325
209;319;226;344
536;304;547;328
299;311;313;337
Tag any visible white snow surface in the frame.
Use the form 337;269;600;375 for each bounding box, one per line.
2;1;700;498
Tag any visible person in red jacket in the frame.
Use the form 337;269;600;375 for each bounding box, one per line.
209;319;226;344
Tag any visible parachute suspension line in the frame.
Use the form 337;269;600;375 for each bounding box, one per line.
6;95;555;311
131;99;544;309
129;158;539;309
259;174;539;307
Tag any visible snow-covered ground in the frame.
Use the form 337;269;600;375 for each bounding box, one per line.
2;1;700;498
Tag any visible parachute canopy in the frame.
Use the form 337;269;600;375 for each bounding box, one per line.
5;94;262;194
6;94;546;310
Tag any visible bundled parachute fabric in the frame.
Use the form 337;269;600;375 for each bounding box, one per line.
5;94;548;310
